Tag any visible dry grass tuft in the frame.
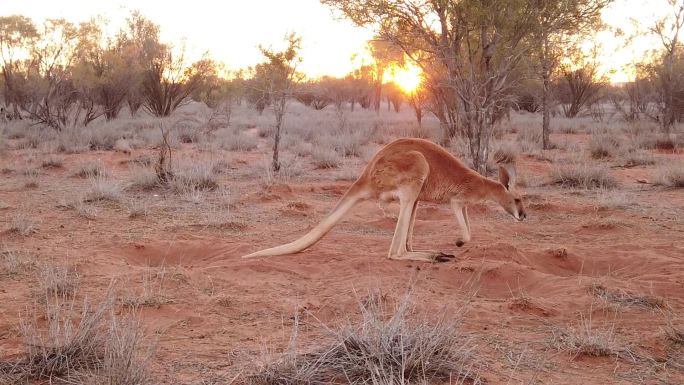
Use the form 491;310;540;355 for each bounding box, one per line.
121;270;174;309
654;163;684;188
589;283;666;310
8;213;38;236
493;143;518;164
654;135;678;150
167;159;220;194
219;129;259;151
41;156;64;169
617;151;656;167
0;289;153;384
126;200;149;219
664;322;684;344
552;315;634;360
588;135;622;159
593;189;630;210
84;176;123;202
246;296;477;385
550;164;618;189
311;147;341;169
73;161;107;178
0;250;37;277
39;264;79;297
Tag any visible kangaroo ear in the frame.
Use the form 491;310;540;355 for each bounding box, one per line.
499;165;516;190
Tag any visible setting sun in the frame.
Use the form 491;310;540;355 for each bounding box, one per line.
385;62;423;94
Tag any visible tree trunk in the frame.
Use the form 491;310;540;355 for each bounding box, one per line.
542;71;551;149
541;31;551;150
272;120;281;172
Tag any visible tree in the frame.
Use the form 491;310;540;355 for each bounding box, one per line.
141;46;210;117
322;0;536;173
367;39;403;112
72;18;139;123
116;11;164;117
529;0;612;149
0;15;39;119
651;0;684;133
256;33;303;172
557;43;609;118
24;18;84;129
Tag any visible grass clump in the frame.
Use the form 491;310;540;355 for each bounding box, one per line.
41;156;64;169
0;289;153;384
552;315;633;360
84;176;123;202
73;161;107;178
617;151;656;167
550;164;618;189
654;163;684;188
169;160;219;193
127;165;161;191
311;147;341;169
39;264;79;297
219;130;259;151
493;144;518;164
589;283;665;310
0;250;37;278
8;213;37;236
588;135;622;159
246;296;477;385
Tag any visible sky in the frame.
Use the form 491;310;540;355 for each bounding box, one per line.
0;0;680;82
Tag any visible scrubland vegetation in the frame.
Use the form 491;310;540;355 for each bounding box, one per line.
1;0;684;383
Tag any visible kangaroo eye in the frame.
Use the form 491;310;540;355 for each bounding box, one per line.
514;198;521;203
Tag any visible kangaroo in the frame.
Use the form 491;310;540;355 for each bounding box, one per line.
243;138;526;262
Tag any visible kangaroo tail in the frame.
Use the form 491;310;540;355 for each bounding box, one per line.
241;183;369;258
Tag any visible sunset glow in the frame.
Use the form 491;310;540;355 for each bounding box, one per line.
385;62;423;94
0;0;681;84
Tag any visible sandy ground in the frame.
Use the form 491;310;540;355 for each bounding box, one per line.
1;126;684;384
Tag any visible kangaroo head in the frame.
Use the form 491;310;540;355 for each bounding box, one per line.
497;165;526;222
